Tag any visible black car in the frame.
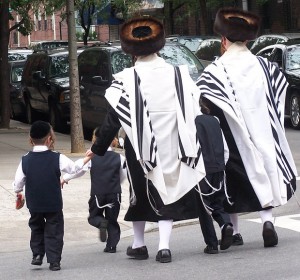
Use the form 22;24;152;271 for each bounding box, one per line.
250;33;300;55
21;49;72;130
9;60;26;120
78;41;204;130
256;43;300;129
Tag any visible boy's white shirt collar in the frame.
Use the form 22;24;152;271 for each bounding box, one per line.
33;145;49;152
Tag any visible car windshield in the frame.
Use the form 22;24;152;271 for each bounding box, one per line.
49;55;69;78
178;38;202;53
111;52;132;74
286;46;300;71
8;53;29;61
159;44;204;81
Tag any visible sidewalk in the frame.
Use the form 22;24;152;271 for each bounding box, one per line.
0;120;194;253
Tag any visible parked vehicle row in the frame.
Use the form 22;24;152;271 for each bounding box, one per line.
18;41;204;131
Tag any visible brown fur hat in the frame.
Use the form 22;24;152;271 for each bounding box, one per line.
214;7;261;42
120;16;165;56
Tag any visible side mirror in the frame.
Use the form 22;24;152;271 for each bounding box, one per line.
32;71;42;80
92;76;109;86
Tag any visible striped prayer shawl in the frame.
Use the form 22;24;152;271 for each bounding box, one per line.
109;66;201;174
197;56;297;207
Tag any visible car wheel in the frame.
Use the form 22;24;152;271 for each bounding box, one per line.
49;104;66;132
290;93;300;129
25;100;35;124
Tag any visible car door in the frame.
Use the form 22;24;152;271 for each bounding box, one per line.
79;49;111;130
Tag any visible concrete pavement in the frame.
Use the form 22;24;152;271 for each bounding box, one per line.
0;120;194;253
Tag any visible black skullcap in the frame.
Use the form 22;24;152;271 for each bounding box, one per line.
30;121;51;139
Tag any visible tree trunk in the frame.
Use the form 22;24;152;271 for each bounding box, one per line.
198;0;208;35
0;0;11;128
66;0;86;153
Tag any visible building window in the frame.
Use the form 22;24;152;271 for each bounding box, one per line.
38;20;42;30
13;32;18;44
44;19;48;30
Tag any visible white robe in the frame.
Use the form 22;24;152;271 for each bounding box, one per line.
106;54;206;205
197;43;297;209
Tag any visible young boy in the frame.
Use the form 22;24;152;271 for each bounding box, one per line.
12;121;91;271
61;128;126;253
194;99;233;254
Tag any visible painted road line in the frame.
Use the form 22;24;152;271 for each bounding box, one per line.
248;214;300;232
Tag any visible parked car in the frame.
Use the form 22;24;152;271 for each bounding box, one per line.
78;41;204;130
21;49;83;130
9;60;26;120
250;33;300;55
8;49;33;61
166;35;216;53
256;43;300;129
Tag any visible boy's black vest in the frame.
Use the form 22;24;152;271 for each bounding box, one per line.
90;151;121;195
22;150;62;212
195;114;226;174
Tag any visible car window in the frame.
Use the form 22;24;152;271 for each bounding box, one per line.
111;52;132;74
159;44;203;80
196;40;221;61
49;55;69;78
257;48;274;59
11;65;24;82
178;38;202;53
272;49;283;68
286;46;300;71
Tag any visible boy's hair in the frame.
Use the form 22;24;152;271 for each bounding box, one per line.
30;121;51;144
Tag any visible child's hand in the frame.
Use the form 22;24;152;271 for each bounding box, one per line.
60;179;68;189
86;149;94;158
16;193;25;210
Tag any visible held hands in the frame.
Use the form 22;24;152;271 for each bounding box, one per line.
16;193;25;210
60;178;68;189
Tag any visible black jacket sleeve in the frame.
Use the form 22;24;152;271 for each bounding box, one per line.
91;108;121;156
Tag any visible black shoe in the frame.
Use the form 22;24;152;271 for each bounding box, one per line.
232;233;244;246
156;249;172;263
126;246;149;260
263;221;278;247
204;245;219;254
220;223;233;250
49;262;61;271
104;246;116;253
99;218;108;242
31;255;43;266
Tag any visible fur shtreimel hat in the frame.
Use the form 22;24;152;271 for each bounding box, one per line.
30;121;51;139
214;7;261;42
120;16;165;56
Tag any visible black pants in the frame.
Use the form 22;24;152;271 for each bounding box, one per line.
29;211;64;263
88;193;121;248
197;173;231;247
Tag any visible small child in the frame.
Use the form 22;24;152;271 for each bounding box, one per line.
194;98;233;254
61;127;126;253
12;121;91;271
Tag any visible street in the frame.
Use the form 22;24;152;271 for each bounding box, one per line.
0;121;299;280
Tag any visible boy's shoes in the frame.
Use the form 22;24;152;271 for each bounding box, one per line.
155;249;172;263
31;255;43;266
262;221;278;247
220;223;233;250
99;218;109;242
204;245;219;254
232;233;244;245
126;245;149;260
49;262;61;271
103;246;116;253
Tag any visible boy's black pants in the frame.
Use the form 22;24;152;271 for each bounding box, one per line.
88;193;121;248
29;210;64;263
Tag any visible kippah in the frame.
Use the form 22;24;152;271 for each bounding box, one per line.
30;121;51;139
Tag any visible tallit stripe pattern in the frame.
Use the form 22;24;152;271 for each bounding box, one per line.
174;66;201;167
257;57;294;182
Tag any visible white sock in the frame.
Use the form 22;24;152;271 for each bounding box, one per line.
132;221;146;249
229;213;239;235
158;220;173;250
259;209;273;224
